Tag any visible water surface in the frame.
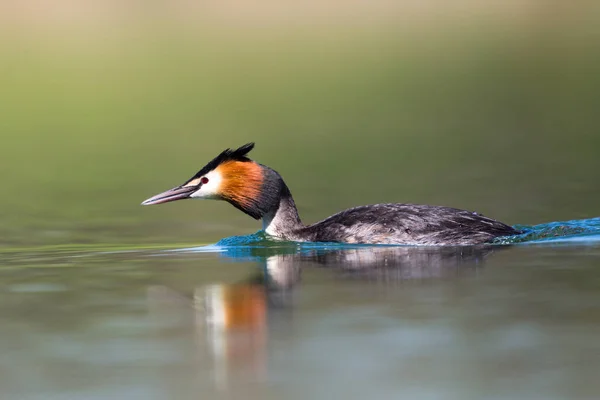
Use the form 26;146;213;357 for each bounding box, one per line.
2;234;600;399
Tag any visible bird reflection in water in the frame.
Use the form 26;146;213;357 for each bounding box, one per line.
147;244;500;392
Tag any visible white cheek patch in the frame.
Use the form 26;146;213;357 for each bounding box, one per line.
190;170;222;199
183;177;202;188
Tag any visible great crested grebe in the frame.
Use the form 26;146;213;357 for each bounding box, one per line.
141;143;520;245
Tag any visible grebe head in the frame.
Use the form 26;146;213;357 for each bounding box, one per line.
141;143;282;219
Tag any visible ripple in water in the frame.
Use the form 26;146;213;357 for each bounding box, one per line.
495;217;600;245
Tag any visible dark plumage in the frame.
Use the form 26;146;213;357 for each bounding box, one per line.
296;204;519;245
185;142;255;186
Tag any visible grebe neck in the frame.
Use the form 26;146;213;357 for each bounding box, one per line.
262;182;304;238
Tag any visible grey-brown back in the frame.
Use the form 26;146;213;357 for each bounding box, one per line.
298;203;520;245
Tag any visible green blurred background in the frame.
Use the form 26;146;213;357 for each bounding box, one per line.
1;1;599;248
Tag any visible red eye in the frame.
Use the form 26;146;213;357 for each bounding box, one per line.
201;177;209;184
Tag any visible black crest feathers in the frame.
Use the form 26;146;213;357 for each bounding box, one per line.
187;143;255;182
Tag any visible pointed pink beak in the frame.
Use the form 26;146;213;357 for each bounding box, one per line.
141;185;197;206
